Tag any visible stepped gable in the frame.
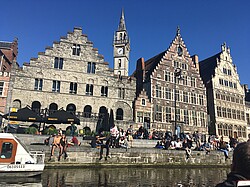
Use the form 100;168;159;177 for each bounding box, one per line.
143;27;194;79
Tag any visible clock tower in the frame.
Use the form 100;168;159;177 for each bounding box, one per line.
113;9;130;77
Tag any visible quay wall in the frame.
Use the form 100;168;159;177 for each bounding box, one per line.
15;134;232;168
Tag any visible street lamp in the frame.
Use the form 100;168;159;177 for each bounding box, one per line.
174;68;182;138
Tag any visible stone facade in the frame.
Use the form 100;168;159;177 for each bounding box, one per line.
199;43;248;141
134;28;208;136
7;26;136;132
244;85;250;134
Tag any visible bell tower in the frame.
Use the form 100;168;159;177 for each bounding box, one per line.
113;9;130;77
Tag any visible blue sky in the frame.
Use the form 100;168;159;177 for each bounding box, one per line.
1;0;250;86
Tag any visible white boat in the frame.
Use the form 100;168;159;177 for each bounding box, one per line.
0;133;45;177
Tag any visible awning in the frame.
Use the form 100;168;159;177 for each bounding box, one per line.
2;106;43;122
44;109;80;125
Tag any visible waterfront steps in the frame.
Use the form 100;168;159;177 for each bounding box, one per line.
15;134;232;167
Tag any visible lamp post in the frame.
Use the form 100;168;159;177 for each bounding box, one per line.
174;68;182;138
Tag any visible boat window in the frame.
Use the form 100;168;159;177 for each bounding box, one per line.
1;142;13;159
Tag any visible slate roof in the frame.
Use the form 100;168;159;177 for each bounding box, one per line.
199;52;221;84
144;50;166;79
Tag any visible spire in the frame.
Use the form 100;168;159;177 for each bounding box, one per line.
176;26;181;36
118;9;126;31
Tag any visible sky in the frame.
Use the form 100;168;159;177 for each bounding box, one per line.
1;0;250;86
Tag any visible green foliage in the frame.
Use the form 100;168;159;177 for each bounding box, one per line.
43;127;58;135
25;127;38;134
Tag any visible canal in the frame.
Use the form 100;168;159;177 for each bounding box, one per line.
1;167;230;186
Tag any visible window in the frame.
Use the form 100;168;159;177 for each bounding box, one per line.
52;80;60;92
166;107;171;122
224;80;229;87
87;62;96;74
155;105;162;122
176;108;180;122
72;44;80;56
0;82;4;95
191;93;196;104
183;91;188;103
116;108;123;120
69;82;77;94
174;61;179;68
199;95;204;105
156;85;162;98
219;79;223;85
223;68;227;74
54;57;63;69
192;111;197;126
184;109;189;125
228;69;232;76
101;86;108;97
137;112;143;123
191;77;196;87
218;124;223;136
229;81;233;88
1;142;13;159
86;84;93;95
182;76;188;85
118;88;125;99
83;105;92;118
34;79;43;91
241;111;245;121
181;63;187;70
165;88;171;100
222;107;227;118
200;112;205;127
118;59;122;68
227;108;232;119
165;71;171;82
142;99;146;106
175;90;180;101
233;83;237;89
246;113;250;124
236;110;241;120
217;106;222;117
232;109;236;119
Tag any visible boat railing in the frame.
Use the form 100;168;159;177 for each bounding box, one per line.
29;151;45;164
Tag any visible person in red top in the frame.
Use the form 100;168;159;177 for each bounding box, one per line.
68;135;81;146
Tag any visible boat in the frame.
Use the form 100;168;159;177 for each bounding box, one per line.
0;133;45;177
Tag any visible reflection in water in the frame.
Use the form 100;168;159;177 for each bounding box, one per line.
41;167;230;187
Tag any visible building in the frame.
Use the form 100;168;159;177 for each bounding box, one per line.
6;11;136;132
0;39;18;115
134;28;208;137
244;85;250;134
199;43;248;141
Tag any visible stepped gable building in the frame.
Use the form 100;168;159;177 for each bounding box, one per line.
134;28;208;136
7;11;136;131
199;43;248;141
0;39;18;114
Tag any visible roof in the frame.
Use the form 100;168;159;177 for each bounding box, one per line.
246;91;250;102
144;50;166;79
199;52;221;83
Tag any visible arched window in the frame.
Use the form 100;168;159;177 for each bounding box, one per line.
223;124;228;136
49;103;58;115
116;108;123;120
242;127;246;138
228;125;233;137
31;101;41;114
238;126;242;137
66;103;76;114
83;105;92;118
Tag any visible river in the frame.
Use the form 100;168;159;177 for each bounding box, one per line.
0;167;230;187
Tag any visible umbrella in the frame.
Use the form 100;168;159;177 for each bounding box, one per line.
2;106;43;122
44;109;80;124
108;109;114;130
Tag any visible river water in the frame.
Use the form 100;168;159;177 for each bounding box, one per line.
0;167;230;187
